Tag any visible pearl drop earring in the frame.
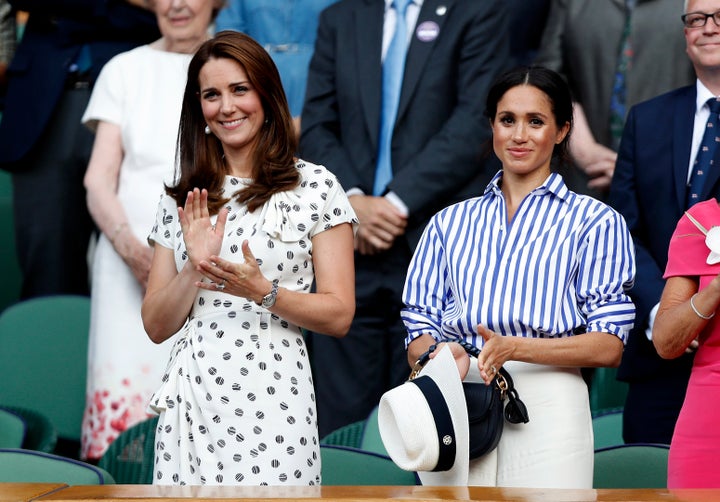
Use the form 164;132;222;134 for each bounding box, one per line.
204;125;211;135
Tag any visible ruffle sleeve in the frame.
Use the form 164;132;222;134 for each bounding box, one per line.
255;160;358;242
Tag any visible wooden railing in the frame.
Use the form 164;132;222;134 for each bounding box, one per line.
2;483;719;502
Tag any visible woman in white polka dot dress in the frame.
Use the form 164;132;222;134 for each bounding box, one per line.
141;31;357;486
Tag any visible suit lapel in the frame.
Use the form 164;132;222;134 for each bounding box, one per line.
396;0;453;121
674;87;697;211
356;0;384;152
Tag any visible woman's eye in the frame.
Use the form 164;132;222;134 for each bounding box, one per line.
234;85;248;94
500;116;514;125
202;91;217;99
530;118;544;126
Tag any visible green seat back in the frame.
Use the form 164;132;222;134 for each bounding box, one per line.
0;295;91;440
0;448;114;484
589;367;628;416
0;406;57;453
0;408;25;448
98;416;158;484
592;409;624;450
359;406;388;456
0;183;21;313
0;170;11;198
320;445;418;486
320;420;364;448
321;406;389;456
593;444;669;488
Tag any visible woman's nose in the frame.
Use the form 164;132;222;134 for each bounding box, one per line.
512;123;527;142
220;94;234;114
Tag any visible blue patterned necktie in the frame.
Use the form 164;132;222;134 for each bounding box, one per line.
373;0;412;196
687;98;720;207
609;0;635;150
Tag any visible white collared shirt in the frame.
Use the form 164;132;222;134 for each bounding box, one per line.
382;0;423;61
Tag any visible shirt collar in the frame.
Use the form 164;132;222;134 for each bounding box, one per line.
384;0;423;11
696;79;718;113
485;171;571;202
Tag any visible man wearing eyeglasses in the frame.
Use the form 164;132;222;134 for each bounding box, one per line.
610;0;720;446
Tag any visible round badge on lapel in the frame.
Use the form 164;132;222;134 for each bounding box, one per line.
416;21;440;42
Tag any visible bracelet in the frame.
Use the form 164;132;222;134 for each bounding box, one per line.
109;222;128;243
409;344;437;380
690;293;715;320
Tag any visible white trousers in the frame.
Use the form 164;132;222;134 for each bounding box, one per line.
466;361;594;489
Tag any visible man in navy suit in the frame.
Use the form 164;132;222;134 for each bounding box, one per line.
0;1;158;299
609;0;720;444
300;0;509;437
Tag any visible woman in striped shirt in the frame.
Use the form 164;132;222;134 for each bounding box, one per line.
402;66;636;488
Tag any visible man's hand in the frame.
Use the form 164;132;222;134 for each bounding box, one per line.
575;142;617;191
349;194;407;255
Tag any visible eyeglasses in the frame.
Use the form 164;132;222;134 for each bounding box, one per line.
682;10;720;28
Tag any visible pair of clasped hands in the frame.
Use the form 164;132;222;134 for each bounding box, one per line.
350;194;407;255
429;326;513;386
178;188;272;304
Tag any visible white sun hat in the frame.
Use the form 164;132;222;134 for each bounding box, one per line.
378;344;469;486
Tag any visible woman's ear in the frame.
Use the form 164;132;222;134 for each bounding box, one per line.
556;121;570;144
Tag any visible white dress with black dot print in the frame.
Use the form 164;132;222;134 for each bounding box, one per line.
147;160;357;486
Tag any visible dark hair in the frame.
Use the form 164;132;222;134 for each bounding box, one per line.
484;66;573;166
167;31;299;213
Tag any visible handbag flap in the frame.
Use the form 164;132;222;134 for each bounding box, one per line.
463;382;500;423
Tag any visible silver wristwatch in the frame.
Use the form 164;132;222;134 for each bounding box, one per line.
261;282;279;308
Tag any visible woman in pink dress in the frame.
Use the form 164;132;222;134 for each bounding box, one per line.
654;198;720;488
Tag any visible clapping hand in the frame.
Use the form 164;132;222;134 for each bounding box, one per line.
178;188;228;269
197;240;271;304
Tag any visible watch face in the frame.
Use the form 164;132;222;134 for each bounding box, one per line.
262;294;274;308
262;285;277;308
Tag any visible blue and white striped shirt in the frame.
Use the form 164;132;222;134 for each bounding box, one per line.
402;172;636;348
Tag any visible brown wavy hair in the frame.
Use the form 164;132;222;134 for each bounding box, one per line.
167;30;299;213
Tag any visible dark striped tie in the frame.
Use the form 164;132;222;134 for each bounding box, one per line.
687;98;720;207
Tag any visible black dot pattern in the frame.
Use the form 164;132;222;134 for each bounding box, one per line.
148;161;357;485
